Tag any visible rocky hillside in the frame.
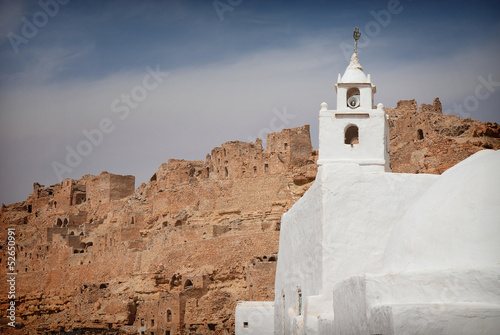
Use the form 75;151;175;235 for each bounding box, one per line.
387;98;499;173
0;100;498;334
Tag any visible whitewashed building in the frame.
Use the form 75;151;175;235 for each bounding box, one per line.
235;38;500;335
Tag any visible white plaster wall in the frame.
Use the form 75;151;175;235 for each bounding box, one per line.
383;149;500;272
317;106;389;170
319;164;438;294
335;84;373;110
336;86;348;110
331;268;500;334
302;294;334;333
358;86;373;110
274;180;324;335
235;301;275;335
387;304;500;335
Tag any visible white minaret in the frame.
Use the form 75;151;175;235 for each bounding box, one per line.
317;40;391;172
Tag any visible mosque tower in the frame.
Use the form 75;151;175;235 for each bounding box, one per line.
317;28;390;172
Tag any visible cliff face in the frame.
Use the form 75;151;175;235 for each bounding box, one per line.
0;125;316;334
0;101;499;334
386;98;500;174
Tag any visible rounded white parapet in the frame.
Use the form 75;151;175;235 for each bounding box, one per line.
383;149;500;273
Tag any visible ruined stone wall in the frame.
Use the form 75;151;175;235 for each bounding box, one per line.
386;98;500;174
245;255;277;301
86;172;135;208
0;125;314;334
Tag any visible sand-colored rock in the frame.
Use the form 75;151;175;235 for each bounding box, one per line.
0;104;498;334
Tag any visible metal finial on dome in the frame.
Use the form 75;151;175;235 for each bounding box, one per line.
353;28;361;54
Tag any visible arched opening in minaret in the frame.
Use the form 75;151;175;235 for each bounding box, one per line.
345;125;359;145
417;129;424;140
346;87;360;108
167;309;172;322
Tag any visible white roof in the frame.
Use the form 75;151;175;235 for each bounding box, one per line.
383;149;500;272
340;52;369;83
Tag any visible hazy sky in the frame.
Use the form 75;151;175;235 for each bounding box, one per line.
1;0;499;205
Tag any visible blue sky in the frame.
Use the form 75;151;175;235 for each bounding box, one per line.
1;0;499;205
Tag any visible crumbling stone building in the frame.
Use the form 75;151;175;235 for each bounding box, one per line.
1;107;499;334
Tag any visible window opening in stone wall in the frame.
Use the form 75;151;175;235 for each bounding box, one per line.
184;279;193;288
243;322;248;328
57;218;63;227
165;331;170;335
206;167;210;177
264;164;269;172
417;129;424;140
208;324;216;331
223;148;226;156
28;205;32;213
54;201;57;208
345;125;359;145
167;310;172;322
75;194;86;205
284;143;288;150
253;166;257;173
63;218;68;226
151;319;154;327
225;167;228;178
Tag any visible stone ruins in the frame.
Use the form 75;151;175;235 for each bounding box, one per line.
0;95;499;333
